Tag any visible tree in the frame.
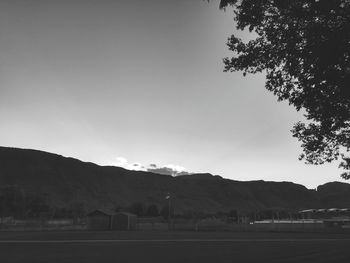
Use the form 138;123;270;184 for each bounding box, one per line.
127;202;145;216
219;0;350;178
68;201;86;219
0;186;26;218
27;194;50;217
146;204;159;217
160;205;174;220
228;209;238;222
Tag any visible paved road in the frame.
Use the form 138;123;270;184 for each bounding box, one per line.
1;231;350;263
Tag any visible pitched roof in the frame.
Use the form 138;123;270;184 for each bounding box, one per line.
115;212;137;217
86;209;115;216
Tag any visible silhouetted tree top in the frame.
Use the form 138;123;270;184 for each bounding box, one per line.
220;0;350;178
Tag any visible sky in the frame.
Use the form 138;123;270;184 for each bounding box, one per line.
0;0;346;188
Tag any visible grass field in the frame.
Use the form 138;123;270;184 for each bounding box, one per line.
1;231;350;263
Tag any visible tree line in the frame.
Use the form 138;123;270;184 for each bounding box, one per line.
0;185;85;220
0;185;302;222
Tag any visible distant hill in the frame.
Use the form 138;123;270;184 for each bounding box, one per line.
0;146;349;214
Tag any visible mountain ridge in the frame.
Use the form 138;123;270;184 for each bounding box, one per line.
0;146;349;214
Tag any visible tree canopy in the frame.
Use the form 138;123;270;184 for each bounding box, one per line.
220;0;350;178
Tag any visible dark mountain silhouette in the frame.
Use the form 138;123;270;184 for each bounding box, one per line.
0;146;349;213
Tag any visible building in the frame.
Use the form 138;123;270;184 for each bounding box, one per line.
86;210;137;230
86;209;114;230
299;208;350;220
112;212;137;230
299;208;350;228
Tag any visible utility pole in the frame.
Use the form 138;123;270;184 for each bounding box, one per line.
166;192;171;230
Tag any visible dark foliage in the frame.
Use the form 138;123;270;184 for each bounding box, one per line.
146;204;159;217
160;205;174;220
126;202;146;217
0;186;26;218
0;186;50;218
220;0;350;178
228;209;239;222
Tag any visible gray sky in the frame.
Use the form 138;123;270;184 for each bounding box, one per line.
0;0;345;188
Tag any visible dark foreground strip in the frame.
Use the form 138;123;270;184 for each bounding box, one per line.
1;238;350;244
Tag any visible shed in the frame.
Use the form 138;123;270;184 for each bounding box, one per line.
86;209;114;230
111;212;137;230
86;210;137;230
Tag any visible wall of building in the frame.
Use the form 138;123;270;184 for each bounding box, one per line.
87;214;111;230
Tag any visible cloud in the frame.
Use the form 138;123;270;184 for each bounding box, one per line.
114;157;145;171
146;164;191;176
131;162;144;170
113;157;190;176
115;157;128;166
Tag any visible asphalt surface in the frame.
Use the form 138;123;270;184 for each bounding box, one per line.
1;231;350;263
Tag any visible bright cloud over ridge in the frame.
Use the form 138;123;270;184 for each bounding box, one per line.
113;157;190;176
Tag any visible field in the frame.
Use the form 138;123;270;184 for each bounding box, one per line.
1;231;350;263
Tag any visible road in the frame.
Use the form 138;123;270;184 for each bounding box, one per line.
1;231;349;263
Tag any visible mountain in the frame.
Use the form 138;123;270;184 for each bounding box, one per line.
0;146;349;214
316;182;350;208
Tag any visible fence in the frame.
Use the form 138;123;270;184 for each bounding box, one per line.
2;217;350;233
136;217;350;233
0;217;86;231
